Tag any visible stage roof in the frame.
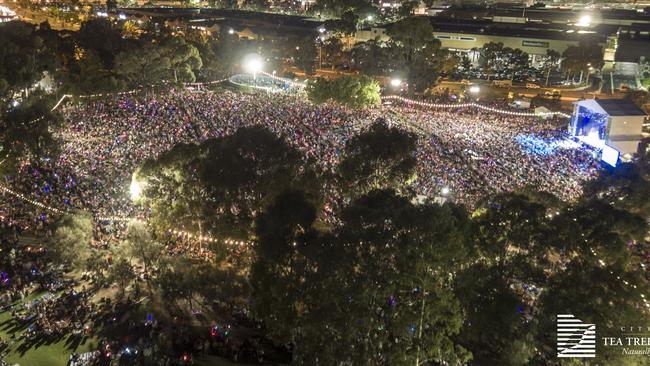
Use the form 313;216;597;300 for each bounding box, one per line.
594;99;647;117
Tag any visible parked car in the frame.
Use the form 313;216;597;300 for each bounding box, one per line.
544;89;561;97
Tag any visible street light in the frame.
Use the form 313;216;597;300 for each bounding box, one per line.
390;78;402;88
441;187;450;195
577;14;592;27
130;178;142;201
469;85;480;94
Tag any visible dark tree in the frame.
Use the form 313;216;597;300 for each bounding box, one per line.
1;97;62;174
338;119;417;197
0;21;54;99
137;126;320;240
252;189;473;365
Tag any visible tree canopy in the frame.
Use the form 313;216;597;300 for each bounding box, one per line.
306;75;381;108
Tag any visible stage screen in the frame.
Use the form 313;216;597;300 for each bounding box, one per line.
601;145;620;167
571;105;608;148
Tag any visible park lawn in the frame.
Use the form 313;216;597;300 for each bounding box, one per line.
0;293;98;366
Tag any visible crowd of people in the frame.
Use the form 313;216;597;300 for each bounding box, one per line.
0;85;607;365
386;104;600;204
1;88;601;242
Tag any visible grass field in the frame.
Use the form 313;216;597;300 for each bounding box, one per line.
0;292;97;366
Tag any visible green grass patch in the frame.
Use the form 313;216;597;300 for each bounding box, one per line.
0;293;98;366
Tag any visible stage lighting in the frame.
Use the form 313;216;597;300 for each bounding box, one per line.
243;54;264;76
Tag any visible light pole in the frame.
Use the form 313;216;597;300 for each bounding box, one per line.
390;78;402;94
468;85;480;101
130;177;143;201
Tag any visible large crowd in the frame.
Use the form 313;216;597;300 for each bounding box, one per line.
0;86;606;365
1;88;600;236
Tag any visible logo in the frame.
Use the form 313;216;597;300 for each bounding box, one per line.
557;314;596;358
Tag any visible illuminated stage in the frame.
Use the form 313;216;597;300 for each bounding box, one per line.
569;99;646;166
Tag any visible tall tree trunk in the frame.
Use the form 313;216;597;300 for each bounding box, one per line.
578;70;583;85
415;281;427;366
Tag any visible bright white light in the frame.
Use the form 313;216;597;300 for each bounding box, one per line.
130;178;142;200
601;145;620;167
228;28;234;34
243;54;263;75
366;15;374;21
469;85;480;94
118;13;126;20
318;27;325;33
11;100;19;107
577;14;592;26
441;187;450;195
576;131;605;149
390;78;401;87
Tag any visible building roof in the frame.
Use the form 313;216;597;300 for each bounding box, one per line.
595;99;647;116
615;38;650;63
421;17;606;42
441;7;650;24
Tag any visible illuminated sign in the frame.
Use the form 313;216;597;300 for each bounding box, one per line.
601;145;620;167
435;35;476;41
522;40;549;48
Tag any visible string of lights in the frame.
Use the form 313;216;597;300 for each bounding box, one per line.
167;229;253;247
0;181;250;249
592;248;649;310
382;95;571;118
0;183;64;214
46;74;570;119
